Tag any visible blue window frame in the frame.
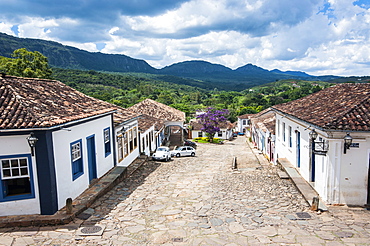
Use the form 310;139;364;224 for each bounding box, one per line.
283;122;286;142
71;139;83;180
104;127;111;157
0;154;35;202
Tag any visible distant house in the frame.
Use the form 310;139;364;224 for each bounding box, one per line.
189;120;234;140
127;99;185;147
136;114;165;156
237;114;252;136
272;83;370;207
0;74;117;216
250;109;275;163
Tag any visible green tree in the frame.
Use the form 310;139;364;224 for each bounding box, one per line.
2;48;52;79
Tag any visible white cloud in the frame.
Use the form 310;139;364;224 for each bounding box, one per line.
0;22;14;35
0;0;369;76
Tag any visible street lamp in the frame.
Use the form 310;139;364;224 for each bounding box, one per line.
343;133;353;154
309;129;318;140
26;132;38;156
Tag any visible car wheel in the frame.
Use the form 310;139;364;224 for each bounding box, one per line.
191;152;195;157
176;153;180;157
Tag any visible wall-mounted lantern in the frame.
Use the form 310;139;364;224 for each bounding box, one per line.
309;129;328;155
26;132;38;156
309;129;318;140
343;133;353;154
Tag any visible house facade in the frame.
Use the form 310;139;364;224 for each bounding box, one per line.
237;114;252;136
250;109;275;163
272;83;370;207
113;108;140;167
189;120;233;140
0;75;117;216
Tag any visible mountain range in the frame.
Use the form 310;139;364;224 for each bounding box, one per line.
0;32;340;90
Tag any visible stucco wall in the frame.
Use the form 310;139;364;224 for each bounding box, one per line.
115;122;140;167
52;115;115;210
0;135;41;216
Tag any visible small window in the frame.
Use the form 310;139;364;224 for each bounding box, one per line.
218;131;222;137
0;155;35;201
71;140;83;180
243;119;246;125
104;127;111;157
283;122;286;142
133;127;138;148
198;131;203;137
289;126;292;148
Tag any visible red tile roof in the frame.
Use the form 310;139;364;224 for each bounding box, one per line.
127;99;185;122
272;83;370;131
0;75;116;129
190;120;232;130
250;109;276;134
137;114;165;132
238;113;253;119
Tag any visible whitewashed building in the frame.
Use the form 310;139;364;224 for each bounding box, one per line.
189;120;234;140
113;108;140;167
250;109;275;163
237;114;252;137
0;74;117;216
272;83;370;207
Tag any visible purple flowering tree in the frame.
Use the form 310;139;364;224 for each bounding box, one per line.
196;107;229;142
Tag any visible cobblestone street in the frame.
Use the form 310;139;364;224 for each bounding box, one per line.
1;137;370;245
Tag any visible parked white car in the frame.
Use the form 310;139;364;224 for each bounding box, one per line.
152;146;172;161
171;146;196;157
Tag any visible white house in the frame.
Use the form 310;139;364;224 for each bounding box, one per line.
272;83;370;207
237;114;252;137
189;120;234;140
250;109;275;163
0;74;117;216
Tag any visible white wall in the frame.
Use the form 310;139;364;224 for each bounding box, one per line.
141;126;155;156
53;115;115;210
275;112;370;206
115;121;140;167
0;135;41;216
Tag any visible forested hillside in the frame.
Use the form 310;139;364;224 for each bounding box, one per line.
0;32;340;91
52;68;333;121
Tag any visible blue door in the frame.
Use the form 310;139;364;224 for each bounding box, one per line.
86;135;97;183
311;140;316;182
296;131;301;168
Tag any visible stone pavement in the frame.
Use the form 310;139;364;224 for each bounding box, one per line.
1;136;370;245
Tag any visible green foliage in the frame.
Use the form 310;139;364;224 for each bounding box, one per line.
52;68;332;122
1;48;52;79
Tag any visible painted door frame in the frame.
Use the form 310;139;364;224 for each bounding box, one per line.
296;131;301;168
86;135;97;183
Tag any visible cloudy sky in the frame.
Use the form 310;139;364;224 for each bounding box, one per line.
0;0;370;76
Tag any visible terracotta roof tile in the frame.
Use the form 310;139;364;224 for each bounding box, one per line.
137;114;165;132
0;75;116;129
113;107;139;126
250;109;276;134
272;83;370;131
127;99;185;122
238;113;253;119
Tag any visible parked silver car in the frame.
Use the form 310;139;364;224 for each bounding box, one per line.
171;146;196;157
152;146;172;161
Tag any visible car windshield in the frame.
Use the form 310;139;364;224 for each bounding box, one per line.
157;147;167;152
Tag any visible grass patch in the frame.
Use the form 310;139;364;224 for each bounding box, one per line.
193;137;223;144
